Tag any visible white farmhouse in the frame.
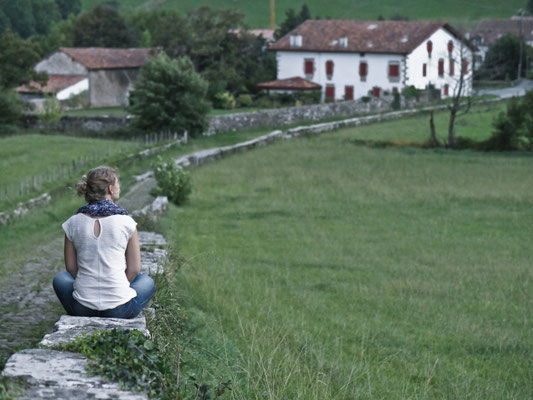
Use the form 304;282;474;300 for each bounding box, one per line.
267;20;476;101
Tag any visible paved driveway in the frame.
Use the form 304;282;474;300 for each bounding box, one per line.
475;79;533;99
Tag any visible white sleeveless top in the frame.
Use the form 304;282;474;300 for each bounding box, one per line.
62;214;138;310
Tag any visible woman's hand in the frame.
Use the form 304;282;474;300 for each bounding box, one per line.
64;235;78;278
125;230;141;282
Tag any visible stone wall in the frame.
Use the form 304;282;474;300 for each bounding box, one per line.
22;96;427;135
89;69;139;107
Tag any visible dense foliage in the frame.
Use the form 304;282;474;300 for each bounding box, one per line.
478;33;529;80
274;4;311;39
129;53;211;137
485;90;533;150
73;5;136;47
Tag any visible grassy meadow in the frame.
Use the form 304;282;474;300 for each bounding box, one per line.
159;106;533;398
81;0;525;28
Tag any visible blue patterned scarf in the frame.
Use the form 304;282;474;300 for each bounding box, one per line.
76;199;128;217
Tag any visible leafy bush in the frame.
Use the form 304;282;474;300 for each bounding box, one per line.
61;328;231;400
38;95;62;126
401;85;419;100
391;92;401;110
129;53;211;138
237;94;253;107
0;90;21;134
361;96;371;103
213;92;236;110
152;156;192;205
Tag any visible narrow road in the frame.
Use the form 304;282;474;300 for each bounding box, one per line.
475;79;533;99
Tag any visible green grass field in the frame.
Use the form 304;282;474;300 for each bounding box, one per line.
82;0;525;28
159;107;533;398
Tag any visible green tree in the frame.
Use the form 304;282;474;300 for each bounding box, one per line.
478;34;528;80
55;0;81;18
0;0;36;38
32;0;61;35
527;0;533;15
0;30;46;89
129;53;211;137
73;5;136;47
275;4;311;39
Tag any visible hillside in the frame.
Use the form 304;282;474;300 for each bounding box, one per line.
81;0;526;28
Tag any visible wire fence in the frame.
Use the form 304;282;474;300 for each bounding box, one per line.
0;131;185;206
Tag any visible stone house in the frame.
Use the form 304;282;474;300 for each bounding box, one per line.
26;47;157;107
265;20;476;101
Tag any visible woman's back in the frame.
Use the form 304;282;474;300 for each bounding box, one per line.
62;213;137;310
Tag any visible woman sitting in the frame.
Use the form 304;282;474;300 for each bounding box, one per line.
53;166;155;319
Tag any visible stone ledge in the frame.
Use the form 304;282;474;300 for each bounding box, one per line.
2;349;147;400
39;314;149;348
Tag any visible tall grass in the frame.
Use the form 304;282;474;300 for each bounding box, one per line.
160;134;533;398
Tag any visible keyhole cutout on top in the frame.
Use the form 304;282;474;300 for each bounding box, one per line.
93;219;101;238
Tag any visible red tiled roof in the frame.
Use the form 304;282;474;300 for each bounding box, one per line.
270;20;475;54
16;75;86;94
257;77;321;91
471;19;533;45
230;29;275;41
60;47;157;70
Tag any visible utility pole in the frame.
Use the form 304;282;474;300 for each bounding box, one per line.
517;8;524;81
270;0;275;30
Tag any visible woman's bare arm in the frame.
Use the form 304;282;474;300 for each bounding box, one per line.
64;235;78;278
125;230;141;283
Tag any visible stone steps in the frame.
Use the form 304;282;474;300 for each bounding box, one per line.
1;229;168;399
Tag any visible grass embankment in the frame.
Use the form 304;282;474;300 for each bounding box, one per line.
82;0;524;28
158;103;533;398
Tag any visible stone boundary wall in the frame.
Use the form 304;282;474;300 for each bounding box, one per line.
1;197;168;399
22;96;423;136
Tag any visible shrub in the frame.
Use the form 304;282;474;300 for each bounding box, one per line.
237;94;253;107
129;53;211;138
361;96;371;103
38;95;62;127
213;91;236;109
401;85;419;100
391;92;401;110
152;156;192;205
0;90;22;128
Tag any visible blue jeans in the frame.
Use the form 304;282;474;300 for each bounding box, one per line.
53;271;155;319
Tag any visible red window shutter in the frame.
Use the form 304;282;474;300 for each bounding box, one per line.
422;63;427;77
389;63;399;77
444;84;449;96
326;60;334;76
449;59;454;76
325;85;335;99
447;40;453;53
438;59;444;76
427;41;433;56
304;60;314;75
345;86;354;100
372;87;380;98
359;62;368;77
462;58;468;74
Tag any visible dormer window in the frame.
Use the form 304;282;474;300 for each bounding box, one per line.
339;37;348;48
290;35;302;48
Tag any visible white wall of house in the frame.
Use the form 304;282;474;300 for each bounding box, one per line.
35;51;87;75
406;28;473;97
277;51;405;100
56;78;89;100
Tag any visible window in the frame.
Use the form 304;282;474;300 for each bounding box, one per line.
326;60;334;78
438;59;444;77
290;35;302;48
339;37;348;48
462;58;468;74
372;86;381;98
422;63;427;77
444;84;449;96
304;59;314;75
344;85;354;100
427;40;433;57
359;61;368;81
449;59;454;76
447;40;453;53
325;84;335;100
388;62;400;82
